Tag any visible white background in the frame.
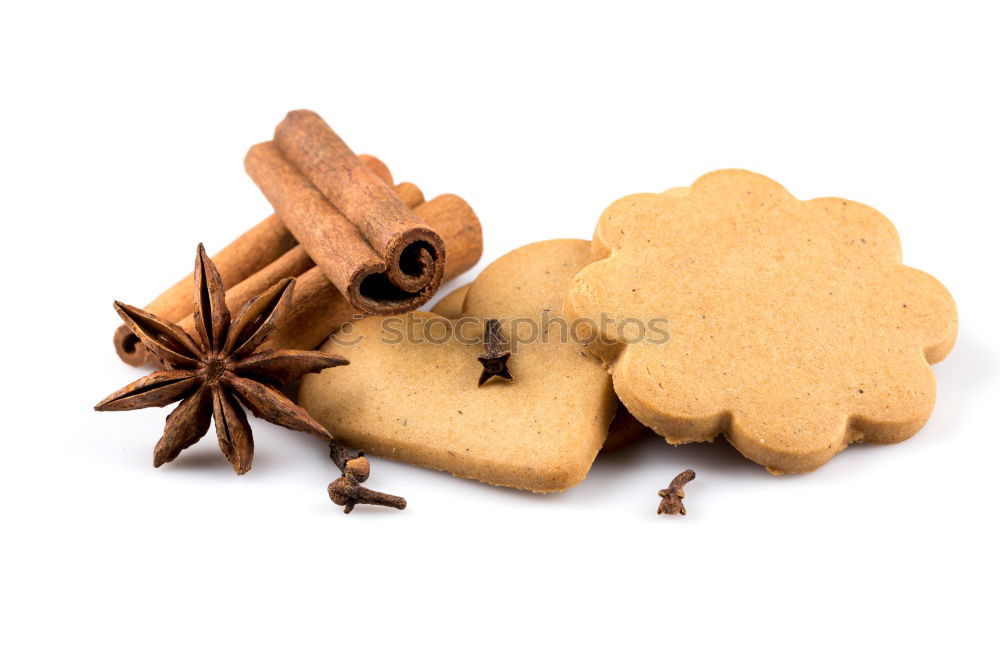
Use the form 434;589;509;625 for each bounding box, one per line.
3;2;998;664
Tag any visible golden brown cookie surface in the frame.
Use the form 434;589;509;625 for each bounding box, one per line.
433;280;650;453
566;170;957;473
299;240;617;492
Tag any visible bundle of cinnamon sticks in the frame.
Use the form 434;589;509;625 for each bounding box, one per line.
114;110;483;366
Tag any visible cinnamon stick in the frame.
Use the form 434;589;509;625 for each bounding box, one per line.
113;154;391;366
263;193;482;353
181;191;480;356
117;188;481;365
183;191;481;356
174;182;428;340
247;110;445;315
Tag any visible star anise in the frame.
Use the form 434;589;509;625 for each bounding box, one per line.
95;244;347;474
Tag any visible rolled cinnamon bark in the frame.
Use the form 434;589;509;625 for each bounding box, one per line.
357;154;393;188
113;155;391;366
113;213;295;365
118;190;481;366
248;110;445;315
275;110;445;295
246;142;384;302
174;182;428;341
411;195;483;279
392;182;425;209
262;193;482;353
173;192;481;357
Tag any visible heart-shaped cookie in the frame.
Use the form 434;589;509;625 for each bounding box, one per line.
566;169;958;473
432;280;651;453
298;239;617;491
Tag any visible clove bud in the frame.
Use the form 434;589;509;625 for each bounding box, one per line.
327;439;406;514
330;439;371;482
657;469;696;515
477;318;513;386
328;475;407;514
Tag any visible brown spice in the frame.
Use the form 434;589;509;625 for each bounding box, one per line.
328;476;407;514
327;440;406;514
329;439;370;481
173;181;424;344
477;319;512;386
246;110;445;315
261;194;482;354
112;154;391;367
115;186;483;367
658;469;696;515
274;110;442;294
95;245;347;474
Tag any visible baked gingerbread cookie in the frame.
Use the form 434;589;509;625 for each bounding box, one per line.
566;169;957;473
299;240;617;492
433;280;650;453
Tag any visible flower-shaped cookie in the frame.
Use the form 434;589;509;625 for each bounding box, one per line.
566;170;957;473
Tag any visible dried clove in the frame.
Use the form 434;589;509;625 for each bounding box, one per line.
328;475;407;514
329;439;370;482
477;318;512;386
327;440;406;514
657;469;696;515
